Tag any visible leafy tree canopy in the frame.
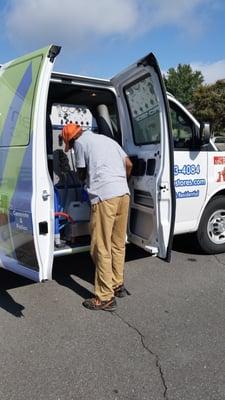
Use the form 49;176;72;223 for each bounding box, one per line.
193;79;225;134
164;64;204;106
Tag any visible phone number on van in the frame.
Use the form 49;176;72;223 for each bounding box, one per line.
174;164;200;176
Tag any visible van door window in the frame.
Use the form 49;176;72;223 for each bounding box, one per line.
124;74;161;145
169;101;194;149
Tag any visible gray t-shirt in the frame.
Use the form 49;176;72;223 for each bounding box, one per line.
74;130;130;204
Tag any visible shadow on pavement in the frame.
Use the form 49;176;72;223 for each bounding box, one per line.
53;252;95;300
0;288;25;317
0;269;28;317
53;243;150;299
0;243;161;312
0;268;33;291
125;243;151;261
172;233;205;255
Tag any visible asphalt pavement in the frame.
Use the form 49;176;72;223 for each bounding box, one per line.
0;235;225;400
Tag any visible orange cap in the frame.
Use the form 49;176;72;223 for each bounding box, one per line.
61;122;82;152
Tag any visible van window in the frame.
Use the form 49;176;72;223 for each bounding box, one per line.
169;101;194;149
107;105;121;144
124;74;161;145
0;56;41;147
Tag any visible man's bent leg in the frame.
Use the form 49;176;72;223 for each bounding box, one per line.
90;199;118;301
111;194;130;289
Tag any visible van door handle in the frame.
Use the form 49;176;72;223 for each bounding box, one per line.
159;184;168;190
42;190;50;201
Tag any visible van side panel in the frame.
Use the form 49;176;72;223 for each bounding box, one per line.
0;55;44;273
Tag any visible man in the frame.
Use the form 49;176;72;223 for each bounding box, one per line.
61;126;133;311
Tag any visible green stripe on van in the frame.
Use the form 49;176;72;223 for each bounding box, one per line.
0;56;42;204
0;46;51;259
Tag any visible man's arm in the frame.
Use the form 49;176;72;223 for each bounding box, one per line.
77;167;87;182
74;140;87;182
125;157;133;178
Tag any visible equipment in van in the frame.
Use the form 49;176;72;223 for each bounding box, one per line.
53;119;91;248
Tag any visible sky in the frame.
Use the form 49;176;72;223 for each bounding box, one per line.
0;0;225;84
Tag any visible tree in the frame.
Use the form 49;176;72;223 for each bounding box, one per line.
193;79;225;134
164;64;204;106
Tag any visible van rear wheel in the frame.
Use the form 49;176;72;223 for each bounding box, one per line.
197;196;225;254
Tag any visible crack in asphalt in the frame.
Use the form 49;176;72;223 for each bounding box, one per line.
113;311;168;400
213;255;225;267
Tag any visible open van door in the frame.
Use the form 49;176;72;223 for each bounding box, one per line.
0;45;60;281
111;53;176;260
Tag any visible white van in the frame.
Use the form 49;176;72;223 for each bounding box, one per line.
167;93;225;255
0;45;177;282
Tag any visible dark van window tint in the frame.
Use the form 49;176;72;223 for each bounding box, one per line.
169;101;194;149
124;74;161;145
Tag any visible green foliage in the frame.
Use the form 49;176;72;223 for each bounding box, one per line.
164;64;204;106
193;80;225;134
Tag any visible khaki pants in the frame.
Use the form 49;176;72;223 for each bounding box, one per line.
90;194;130;301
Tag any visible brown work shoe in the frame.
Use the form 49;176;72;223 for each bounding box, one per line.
114;284;130;298
82;296;117;311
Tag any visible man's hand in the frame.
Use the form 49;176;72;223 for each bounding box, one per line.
125;157;133;178
77;167;87;182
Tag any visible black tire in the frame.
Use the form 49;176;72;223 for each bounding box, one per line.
197;196;225;254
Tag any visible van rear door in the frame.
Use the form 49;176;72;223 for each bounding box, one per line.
0;45;60;281
111;53;176;260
